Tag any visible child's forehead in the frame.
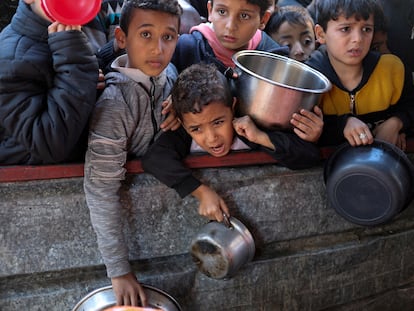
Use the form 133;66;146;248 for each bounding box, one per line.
331;12;374;24
181;101;232;124
131;8;180;28
211;0;262;12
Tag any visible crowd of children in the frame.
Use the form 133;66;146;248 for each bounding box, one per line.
1;0;413;307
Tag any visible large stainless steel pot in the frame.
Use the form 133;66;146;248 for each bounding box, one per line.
190;216;255;279
324;140;414;226
72;285;182;311
232;50;331;129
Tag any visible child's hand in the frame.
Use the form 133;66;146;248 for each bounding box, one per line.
160;96;180;131
344;117;373;146
191;184;230;222
111;272;147;307
290;106;324;142
48;21;81;34
233;115;275;150
373;117;404;149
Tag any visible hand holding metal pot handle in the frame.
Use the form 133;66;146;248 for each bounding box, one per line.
191;184;230;222
222;212;231;228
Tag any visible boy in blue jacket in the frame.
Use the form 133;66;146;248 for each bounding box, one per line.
172;0;281;73
0;0;99;164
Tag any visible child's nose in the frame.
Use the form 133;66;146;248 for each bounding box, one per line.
206;128;218;143
151;39;163;54
225;15;238;31
291;42;305;57
351;29;363;43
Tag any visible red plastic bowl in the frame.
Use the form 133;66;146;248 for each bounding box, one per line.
41;0;101;25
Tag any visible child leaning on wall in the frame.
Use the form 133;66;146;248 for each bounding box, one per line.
83;0;182;307
142;63;322;224
264;5;316;62
306;0;414;150
0;0;99;164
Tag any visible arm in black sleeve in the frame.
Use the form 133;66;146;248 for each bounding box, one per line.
97;39;126;74
142;127;202;198
318;114;351;147
252;130;322;169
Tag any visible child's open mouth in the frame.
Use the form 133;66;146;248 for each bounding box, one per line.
210;144;226;156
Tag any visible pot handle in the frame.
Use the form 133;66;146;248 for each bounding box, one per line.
222;213;232;229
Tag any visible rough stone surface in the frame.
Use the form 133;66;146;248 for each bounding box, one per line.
1;163;414;310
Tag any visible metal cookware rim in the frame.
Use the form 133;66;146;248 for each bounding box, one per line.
190;217;256;261
228;217;256;258
324;139;414;207
232;50;332;94
71;284;182;311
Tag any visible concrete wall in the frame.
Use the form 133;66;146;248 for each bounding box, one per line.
1;162;414;310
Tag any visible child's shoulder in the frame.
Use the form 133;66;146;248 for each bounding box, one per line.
177;30;205;47
378;53;405;69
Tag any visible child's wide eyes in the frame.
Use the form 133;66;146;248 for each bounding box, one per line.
163;34;174;41
189;127;201;133
340;26;350;33
240;13;250;20
141;31;151;38
362;26;373;33
303;37;314;46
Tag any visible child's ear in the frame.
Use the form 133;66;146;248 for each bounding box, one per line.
207;1;213;23
259;11;271;30
114;26;127;49
231;97;237;112
314;24;326;44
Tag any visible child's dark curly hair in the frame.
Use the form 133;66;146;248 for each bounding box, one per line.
316;0;377;31
119;0;183;35
171;63;233;121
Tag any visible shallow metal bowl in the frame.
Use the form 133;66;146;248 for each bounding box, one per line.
324;140;414;226
72;285;182;311
232;50;331;129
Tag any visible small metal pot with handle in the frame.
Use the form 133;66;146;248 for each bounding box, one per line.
190;216;255;279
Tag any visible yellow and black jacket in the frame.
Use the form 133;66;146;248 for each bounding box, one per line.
306;45;414;146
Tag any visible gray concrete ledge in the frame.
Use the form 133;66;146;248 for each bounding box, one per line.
1;163;414;310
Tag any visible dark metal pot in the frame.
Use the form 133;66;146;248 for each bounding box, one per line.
72;285;182;311
324;140;414;226
190;216;255;279
232;50;331;129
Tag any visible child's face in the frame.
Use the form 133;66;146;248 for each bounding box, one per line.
181;101;235;157
371;31;390;54
315;14;374;69
207;0;270;51
115;9;179;76
270;20;315;62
